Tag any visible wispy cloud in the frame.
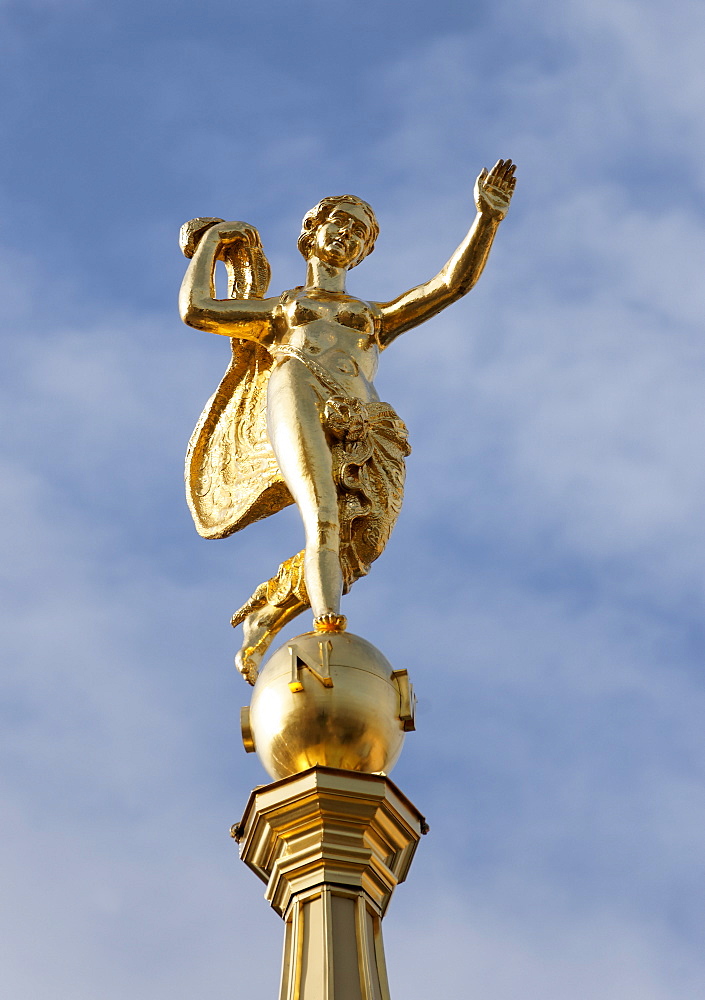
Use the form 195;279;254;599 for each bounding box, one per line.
1;0;704;996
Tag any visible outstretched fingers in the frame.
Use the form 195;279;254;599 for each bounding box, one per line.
474;157;516;218
487;158;517;192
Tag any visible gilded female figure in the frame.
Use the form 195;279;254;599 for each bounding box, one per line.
179;159;516;682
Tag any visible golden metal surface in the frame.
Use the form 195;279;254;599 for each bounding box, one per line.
240;706;256;753
390;670;416;732
288;636;334;693
244;632;414;780
313;613;348;634
235;767;425;1000
179;162;515;680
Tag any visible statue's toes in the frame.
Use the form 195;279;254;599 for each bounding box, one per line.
235;647;259;686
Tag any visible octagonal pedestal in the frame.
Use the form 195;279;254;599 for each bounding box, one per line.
234;766;426;1000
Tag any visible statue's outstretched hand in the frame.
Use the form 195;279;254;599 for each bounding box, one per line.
474;159;516;220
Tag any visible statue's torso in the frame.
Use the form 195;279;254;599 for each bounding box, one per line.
273;288;381;402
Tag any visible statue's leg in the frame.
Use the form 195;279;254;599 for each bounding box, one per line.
266;362;343;620
231;551;309;684
234;598;308;684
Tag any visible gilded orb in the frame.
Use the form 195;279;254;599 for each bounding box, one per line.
242;631;415;780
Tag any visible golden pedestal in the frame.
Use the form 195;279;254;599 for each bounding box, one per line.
235;766;426;1000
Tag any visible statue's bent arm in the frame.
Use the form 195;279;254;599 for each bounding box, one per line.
179;225;277;342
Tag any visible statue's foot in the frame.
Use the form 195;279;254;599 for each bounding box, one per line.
234;608;274;686
233;599;309;685
313;613;347;633
235;644;262;686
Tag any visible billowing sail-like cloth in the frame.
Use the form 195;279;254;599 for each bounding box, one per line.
185;339;294;539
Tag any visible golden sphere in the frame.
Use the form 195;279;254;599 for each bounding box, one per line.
247;631;407;780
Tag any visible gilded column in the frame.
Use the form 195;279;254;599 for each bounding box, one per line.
235;768;425;1000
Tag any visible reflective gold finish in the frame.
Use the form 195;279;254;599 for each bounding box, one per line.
240;706;256;753
391;670;416;732
179;162;516;681
288;636;334;693
235;767;426;1000
313;613;348;634
245;632;413;780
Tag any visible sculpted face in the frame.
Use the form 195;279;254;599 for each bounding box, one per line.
312;203;373;269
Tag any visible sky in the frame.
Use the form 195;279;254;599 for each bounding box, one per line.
1;0;704;997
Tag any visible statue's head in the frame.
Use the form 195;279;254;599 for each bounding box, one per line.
179;217;271;299
298;195;379;270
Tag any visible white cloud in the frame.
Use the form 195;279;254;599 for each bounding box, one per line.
386;890;705;1000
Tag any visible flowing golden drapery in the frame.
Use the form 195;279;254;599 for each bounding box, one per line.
185;338;294;539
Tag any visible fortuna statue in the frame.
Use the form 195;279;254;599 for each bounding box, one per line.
179;160;516;683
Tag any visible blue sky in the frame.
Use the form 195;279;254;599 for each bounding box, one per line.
2;0;704;997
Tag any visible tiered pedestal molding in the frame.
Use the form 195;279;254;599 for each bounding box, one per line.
235;766;426;1000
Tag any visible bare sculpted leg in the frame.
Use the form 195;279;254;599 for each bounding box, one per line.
266;360;343;618
233;361;344;682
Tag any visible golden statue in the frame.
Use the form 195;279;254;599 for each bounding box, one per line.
179;160;516;683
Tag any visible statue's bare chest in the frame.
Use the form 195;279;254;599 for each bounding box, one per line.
276;289;380;381
280;289;376;338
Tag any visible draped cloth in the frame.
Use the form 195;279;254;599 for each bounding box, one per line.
185;338;294;539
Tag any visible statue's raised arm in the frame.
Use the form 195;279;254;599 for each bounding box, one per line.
374;159;516;347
